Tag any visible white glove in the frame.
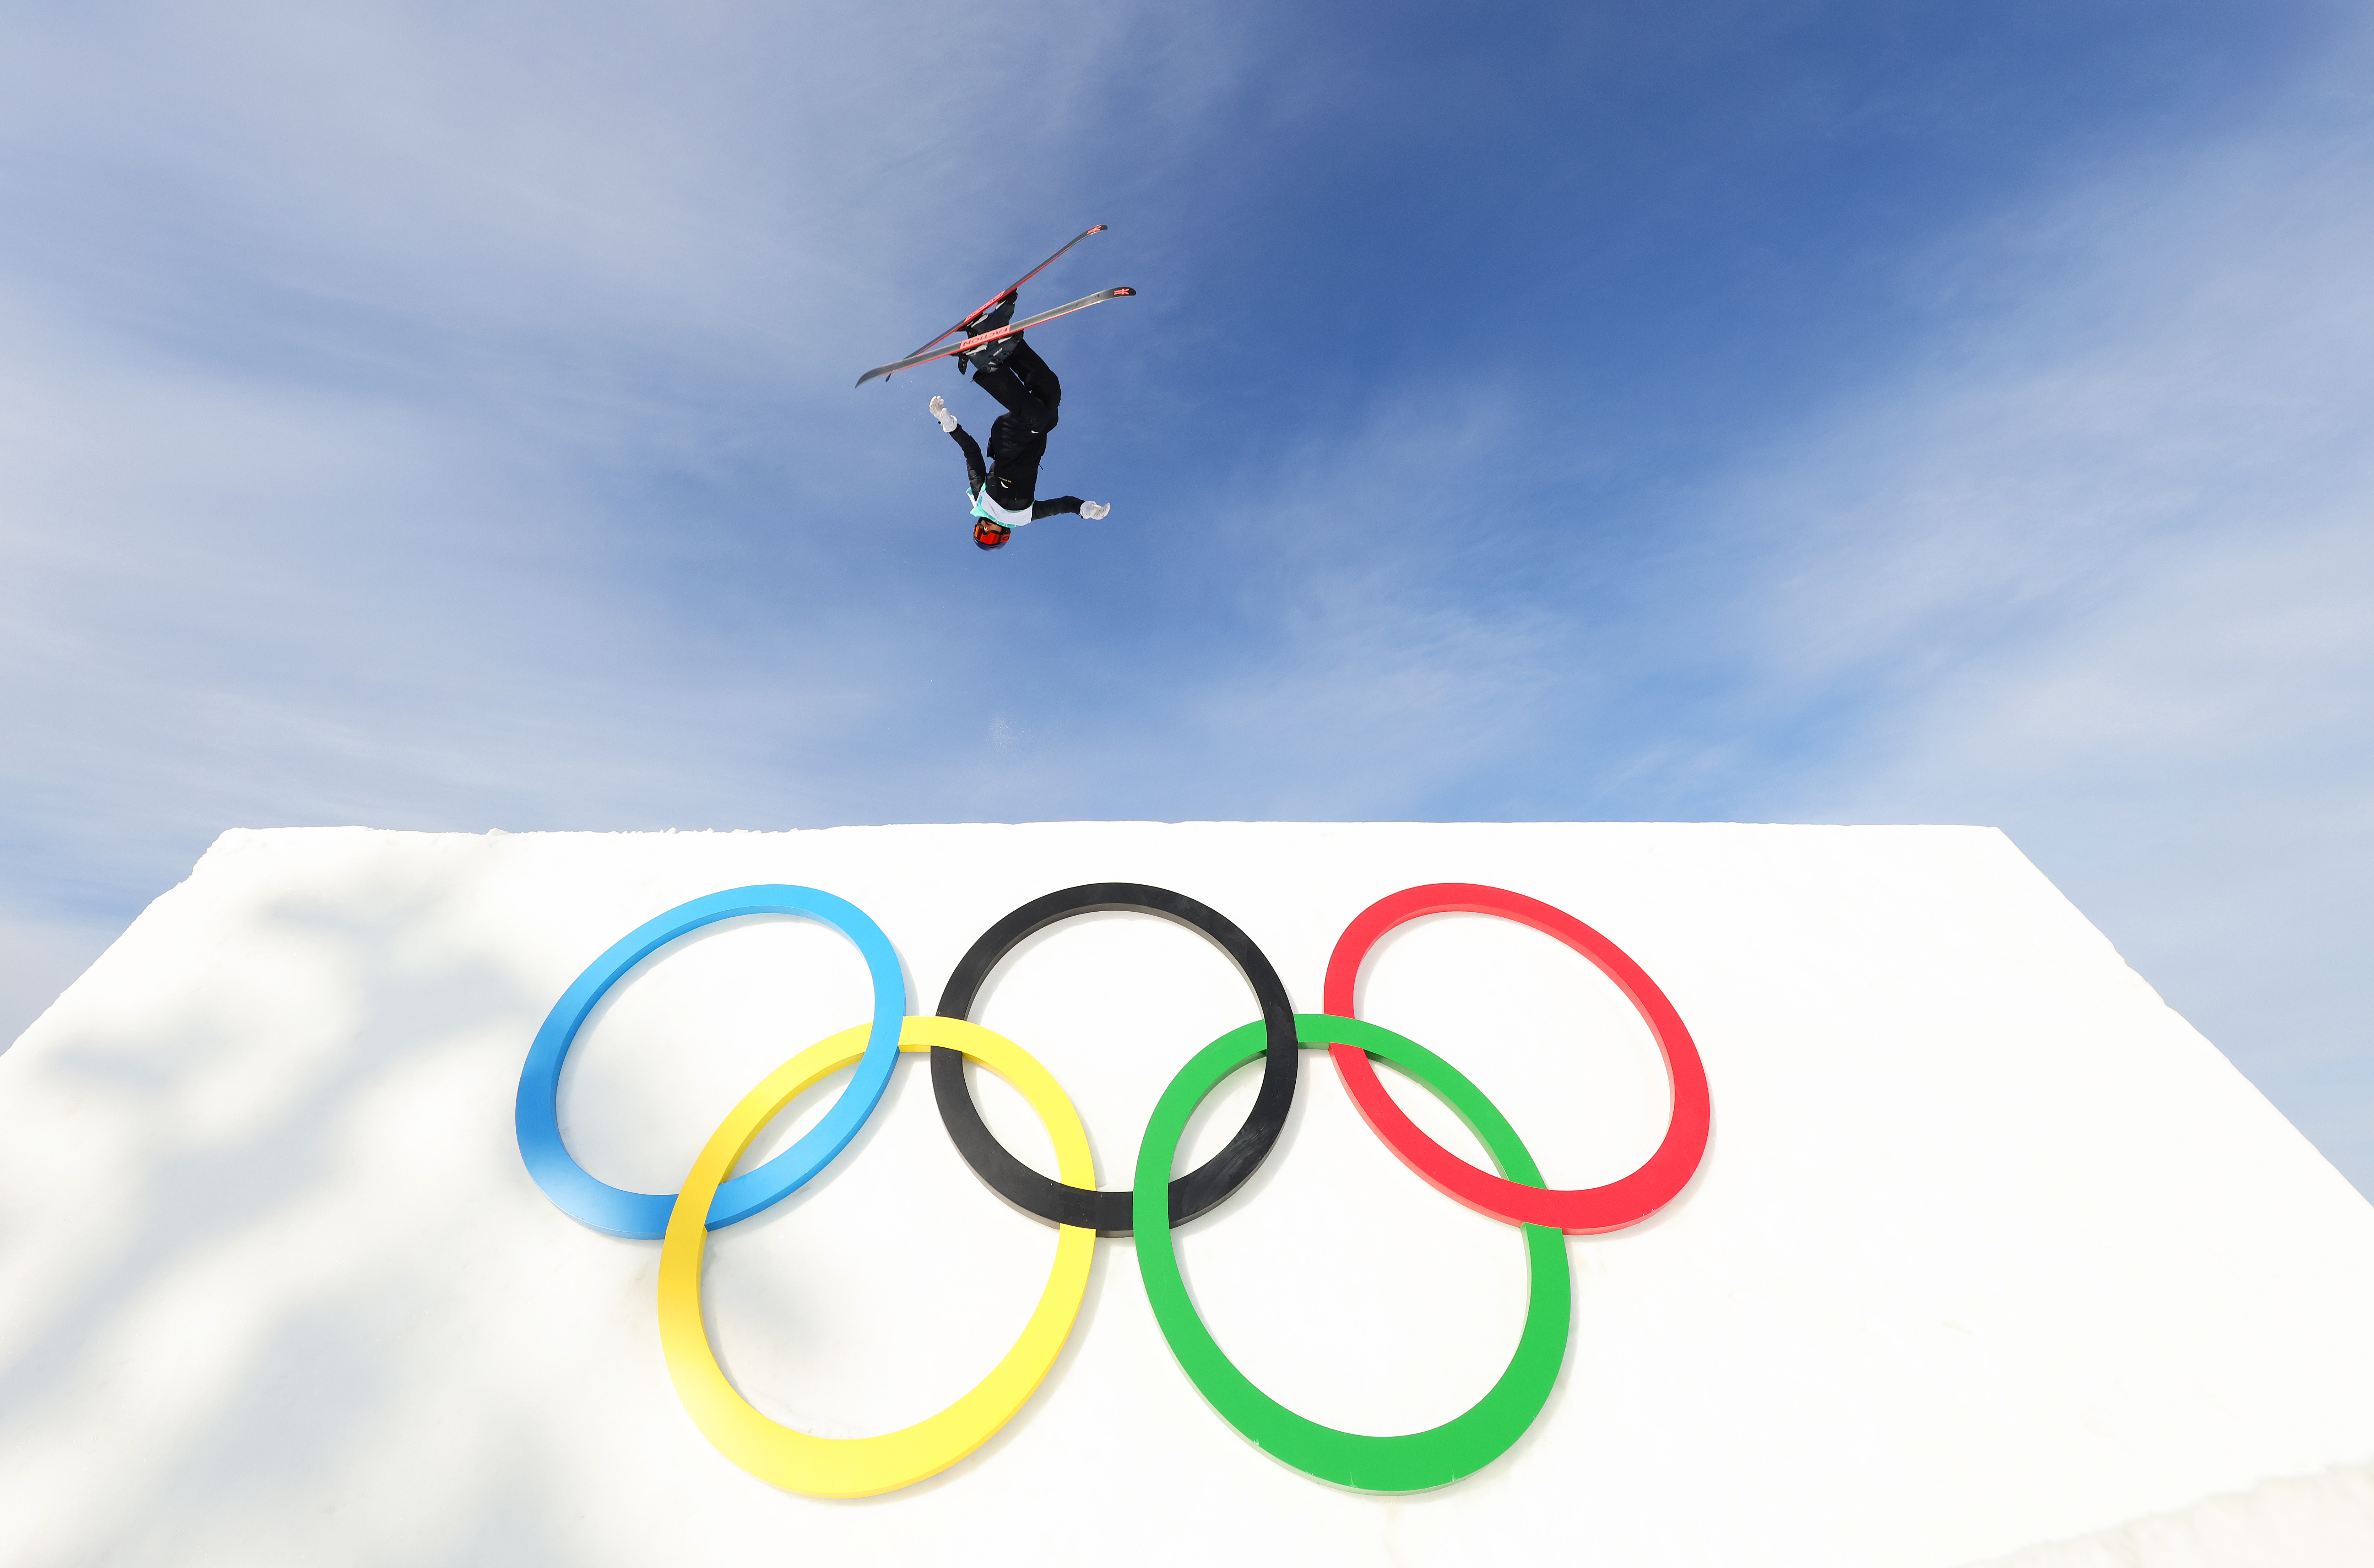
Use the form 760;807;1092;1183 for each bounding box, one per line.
1080;500;1111;520
928;396;959;434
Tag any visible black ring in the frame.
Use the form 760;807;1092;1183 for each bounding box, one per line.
932;883;1299;1235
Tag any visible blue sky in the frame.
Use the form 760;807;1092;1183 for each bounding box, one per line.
2;1;2368;1193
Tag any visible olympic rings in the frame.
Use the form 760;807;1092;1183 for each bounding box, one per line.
659;1017;1094;1498
515;885;907;1238
515;877;1711;1496
931;883;1299;1235
1321;883;1712;1234
1134;1015;1570;1493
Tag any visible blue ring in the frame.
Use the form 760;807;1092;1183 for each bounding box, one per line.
515;885;907;1238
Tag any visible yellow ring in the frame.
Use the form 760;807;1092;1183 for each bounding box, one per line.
657;1015;1096;1497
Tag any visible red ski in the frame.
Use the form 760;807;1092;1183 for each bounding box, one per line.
854;287;1135;387
899;224;1107;367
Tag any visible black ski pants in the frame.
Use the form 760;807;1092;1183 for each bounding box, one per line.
964;341;1068;512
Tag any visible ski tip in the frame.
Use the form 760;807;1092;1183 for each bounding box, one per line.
1088;223;1108;234
1114;287;1136;297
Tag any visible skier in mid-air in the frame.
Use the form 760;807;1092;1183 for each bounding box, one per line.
928;299;1109;552
854;226;1129;552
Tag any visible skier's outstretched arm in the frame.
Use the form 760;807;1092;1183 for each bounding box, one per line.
932;396;987;492
951;425;987;493
1032;496;1110;521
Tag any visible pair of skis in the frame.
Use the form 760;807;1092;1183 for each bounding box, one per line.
855;225;1134;387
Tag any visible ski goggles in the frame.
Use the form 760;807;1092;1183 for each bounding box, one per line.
516;881;1711;1498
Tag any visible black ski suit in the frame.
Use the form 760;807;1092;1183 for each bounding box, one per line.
949;340;1085;521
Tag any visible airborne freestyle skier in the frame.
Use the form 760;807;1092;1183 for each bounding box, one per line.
854;225;1130;552
929;318;1109;552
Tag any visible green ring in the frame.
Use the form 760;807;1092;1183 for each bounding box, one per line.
1132;1013;1572;1492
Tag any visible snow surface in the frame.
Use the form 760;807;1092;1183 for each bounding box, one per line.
0;821;2368;1567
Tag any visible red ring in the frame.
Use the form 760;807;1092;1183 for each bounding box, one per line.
1321;884;1710;1235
